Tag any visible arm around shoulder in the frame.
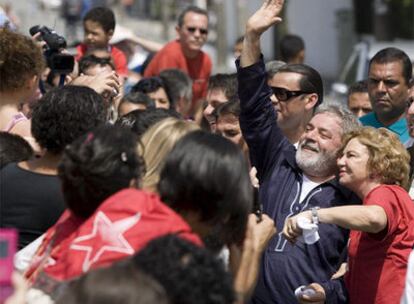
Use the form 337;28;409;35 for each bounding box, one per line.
317;205;388;234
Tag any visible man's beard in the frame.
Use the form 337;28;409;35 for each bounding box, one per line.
296;139;338;177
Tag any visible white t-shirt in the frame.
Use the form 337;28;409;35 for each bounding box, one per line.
300;174;322;204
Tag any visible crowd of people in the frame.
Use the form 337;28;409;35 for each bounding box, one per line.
1;0;414;303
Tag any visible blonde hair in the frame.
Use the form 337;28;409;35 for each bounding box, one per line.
139;118;199;192
340;127;410;190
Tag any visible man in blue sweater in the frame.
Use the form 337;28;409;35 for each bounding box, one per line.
237;1;361;303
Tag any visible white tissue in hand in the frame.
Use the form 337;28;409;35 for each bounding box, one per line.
294;285;317;298
296;217;320;244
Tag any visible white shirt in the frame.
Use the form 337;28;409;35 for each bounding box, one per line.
300;175;322;204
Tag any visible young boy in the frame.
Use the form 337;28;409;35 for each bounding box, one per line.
76;7;128;77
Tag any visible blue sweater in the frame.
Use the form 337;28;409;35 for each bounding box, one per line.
237;57;359;304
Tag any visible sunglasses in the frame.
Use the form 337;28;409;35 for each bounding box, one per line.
186;27;208;35
270;86;311;102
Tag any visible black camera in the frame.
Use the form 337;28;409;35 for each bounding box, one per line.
29;25;74;74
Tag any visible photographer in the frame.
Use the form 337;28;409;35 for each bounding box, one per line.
31;24;79;93
31;25;122;120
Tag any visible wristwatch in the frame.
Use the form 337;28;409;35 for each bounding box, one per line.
311;207;320;225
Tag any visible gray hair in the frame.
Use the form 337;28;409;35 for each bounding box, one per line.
314;103;361;135
265;60;286;79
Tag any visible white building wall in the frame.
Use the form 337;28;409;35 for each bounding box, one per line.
286;0;353;79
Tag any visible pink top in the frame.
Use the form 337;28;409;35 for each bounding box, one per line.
3;112;28;132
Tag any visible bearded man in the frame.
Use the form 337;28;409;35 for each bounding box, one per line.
236;1;361;303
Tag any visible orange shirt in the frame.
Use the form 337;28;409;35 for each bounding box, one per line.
144;40;212;114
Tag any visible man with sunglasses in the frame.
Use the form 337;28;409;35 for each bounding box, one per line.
268;63;323;144
237;1;360;303
144;6;212;117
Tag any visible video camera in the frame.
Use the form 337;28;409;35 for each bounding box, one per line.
29;25;74;75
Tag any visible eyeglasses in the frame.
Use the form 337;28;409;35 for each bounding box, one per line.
186;27;208;35
270;86;311;102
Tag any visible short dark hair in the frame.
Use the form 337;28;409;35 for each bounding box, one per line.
279;34;305;62
348;80;368;97
78;54;115;74
160;69;193;109
31;85;107;153
158;131;252;248
0;132;33;169
59;125;145;218
369;47;413;84
56;262;169;304
208;74;238;100
116;108;181;138
132;77;167;95
215;98;241;119
120;92;155;109
277;64;324;106
132;235;235;304
83;7;115;33
177;6;208;27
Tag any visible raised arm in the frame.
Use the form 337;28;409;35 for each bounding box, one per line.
240;0;284;68
237;0;288;180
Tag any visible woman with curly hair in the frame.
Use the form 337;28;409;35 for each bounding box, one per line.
283;127;414;304
0;28;44;145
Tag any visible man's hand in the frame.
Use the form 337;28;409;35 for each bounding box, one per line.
246;0;284;38
240;0;284;67
233;213;276;303
298;283;326;304
245;213;276;252
70;71;121;97
331;262;348;279
31;32;47;50
282;210;311;243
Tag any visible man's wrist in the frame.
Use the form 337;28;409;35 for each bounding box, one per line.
244;28;262;42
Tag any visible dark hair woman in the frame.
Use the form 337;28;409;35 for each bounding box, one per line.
26;125;201;296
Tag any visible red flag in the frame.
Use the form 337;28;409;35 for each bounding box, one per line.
26;188;202;284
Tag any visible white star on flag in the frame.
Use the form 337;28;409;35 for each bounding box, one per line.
70;211;141;272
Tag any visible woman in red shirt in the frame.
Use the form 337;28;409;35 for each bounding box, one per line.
284;127;414;304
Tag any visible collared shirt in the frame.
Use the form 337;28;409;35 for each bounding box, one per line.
360;112;410;145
